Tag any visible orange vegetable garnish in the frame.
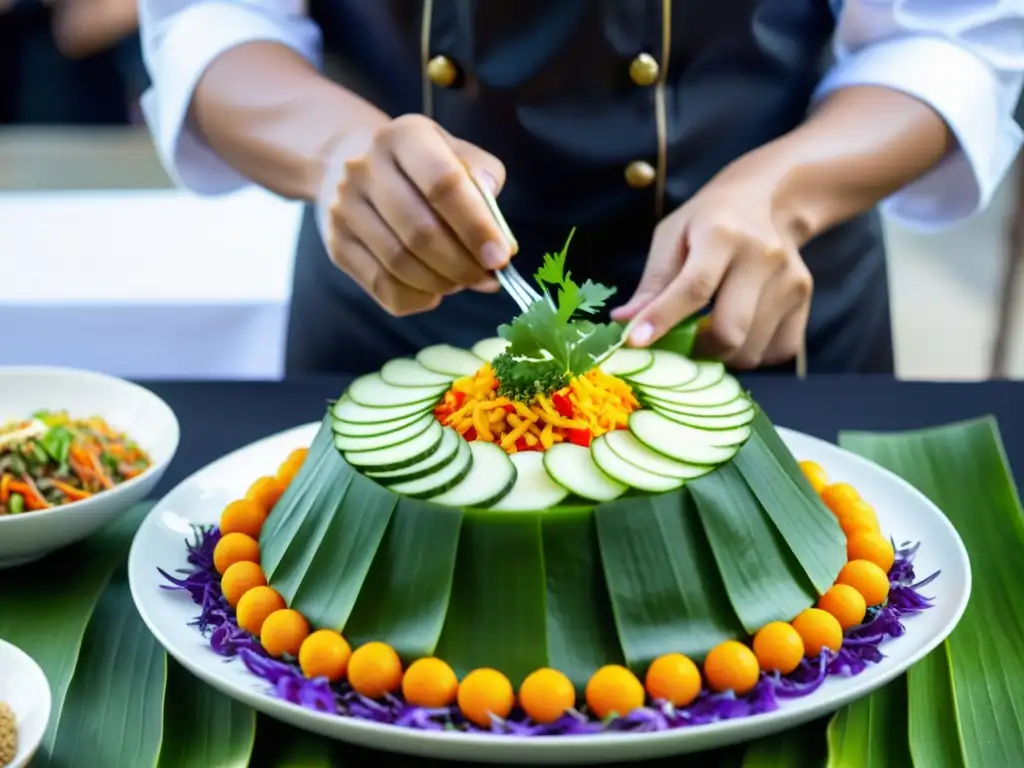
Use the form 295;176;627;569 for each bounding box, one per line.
298;630;351;682
219;499;269;539
220;560;267;607
817;584;867;631
236;585;286;636
752;622;805;675
846;531;896;573
276;448;309;485
704;641;760;695
260;609;310;658
347;642;403;699
799;460;829;493
212;532;260;575
837;559;890;607
518;668;575;724
791;608;844;656
820;482;860;514
402;657;460;708
644;653;702;707
835;499;881;538
458;668;515;726
245;476;285;513
585;665;645;719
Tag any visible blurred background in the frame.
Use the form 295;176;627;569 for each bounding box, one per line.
1;2;1022;381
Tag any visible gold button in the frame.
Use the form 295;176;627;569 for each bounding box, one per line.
625;160;656;189
629;53;660;87
427;55;458;88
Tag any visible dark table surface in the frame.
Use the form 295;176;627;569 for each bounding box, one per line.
146;376;1024;499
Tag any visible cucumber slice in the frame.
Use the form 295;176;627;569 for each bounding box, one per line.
387;437;473;499
628;411;739;466
604;429;714;480
487;452;569;512
623;350;699;388
653;403;755;430
347;373;446;408
333;413;433;453
701;423;752;447
599;349;654;378
650;395;752;417
332;410;426;438
343;420;444;470
380;358;454;387
542;443;627;502
670;360;725;392
366;426;461;484
332;395;432;425
639;374;742;408
590;435;684;493
431;441;518;508
471;337;510;362
416;344;483;378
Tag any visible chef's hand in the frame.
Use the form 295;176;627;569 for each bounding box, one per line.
321;114;511;317
611;152;813;370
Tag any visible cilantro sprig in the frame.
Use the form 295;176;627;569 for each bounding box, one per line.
493;229;624;400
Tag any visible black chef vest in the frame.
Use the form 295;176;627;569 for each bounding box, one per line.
285;0;894;376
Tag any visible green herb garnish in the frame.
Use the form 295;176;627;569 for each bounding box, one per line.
39;425;73;472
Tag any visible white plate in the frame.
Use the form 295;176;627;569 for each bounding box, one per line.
0;638;52;768
128;422;971;764
0;367;179;569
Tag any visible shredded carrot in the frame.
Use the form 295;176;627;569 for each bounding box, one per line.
433;363;639;454
51;480;93;501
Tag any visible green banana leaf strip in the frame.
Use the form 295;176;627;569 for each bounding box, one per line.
906;644;965;768
0;501;152;758
595;491;743;670
433;512;548;686
840;417;1024;768
733;429;846;594
826;674;911;768
541;507;625;689
741;722;828;767
48;564;166;768
157;659;256;768
343;498;464;660
650;314;701;357
689;463;817;634
290;469;398;631
260;416;337;574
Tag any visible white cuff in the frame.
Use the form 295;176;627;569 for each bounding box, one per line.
815;35;1024;231
140;2;321;196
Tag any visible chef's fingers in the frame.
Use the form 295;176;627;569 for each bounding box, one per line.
761;296;811;368
611;215;687;323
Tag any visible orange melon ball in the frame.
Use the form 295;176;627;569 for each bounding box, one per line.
458;668;515;727
347;642;403;699
835;499;881;538
219;499;269;539
235;585;286;636
402;657;459;708
791;608;844;656
260;609;310;658
213;532;260;575
518;668;575;724
585;665;645;720
298;630;351;682
245;476;285;513
276;448;309;485
820;482;860;513
644;653;702;707
818;584;867;631
752;622;805;675
220;560;267;607
846;531;896;573
703;641;760;695
837;559;890;607
799;460;829;493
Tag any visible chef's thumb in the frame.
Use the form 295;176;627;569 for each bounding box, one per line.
451;138;507;197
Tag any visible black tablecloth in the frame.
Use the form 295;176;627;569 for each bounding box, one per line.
145;376;1024;498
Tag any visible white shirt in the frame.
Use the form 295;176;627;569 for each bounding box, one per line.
138;0;1024;231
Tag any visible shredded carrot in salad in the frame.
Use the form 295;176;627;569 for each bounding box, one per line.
433;364;640;454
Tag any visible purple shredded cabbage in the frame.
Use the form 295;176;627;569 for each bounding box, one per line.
160;529;937;737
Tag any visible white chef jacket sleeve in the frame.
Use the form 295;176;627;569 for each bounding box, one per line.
816;0;1024;231
138;0;323;195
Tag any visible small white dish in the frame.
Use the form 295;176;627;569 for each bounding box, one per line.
128;422;971;763
0;367;179;569
0;639;52;768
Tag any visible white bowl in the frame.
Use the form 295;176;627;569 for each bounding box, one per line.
0;367;179;569
0;639;51;768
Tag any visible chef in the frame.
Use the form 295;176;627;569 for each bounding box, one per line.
138;1;1023;376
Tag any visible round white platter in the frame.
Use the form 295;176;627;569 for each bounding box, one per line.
0;638;52;768
128;422;971;764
